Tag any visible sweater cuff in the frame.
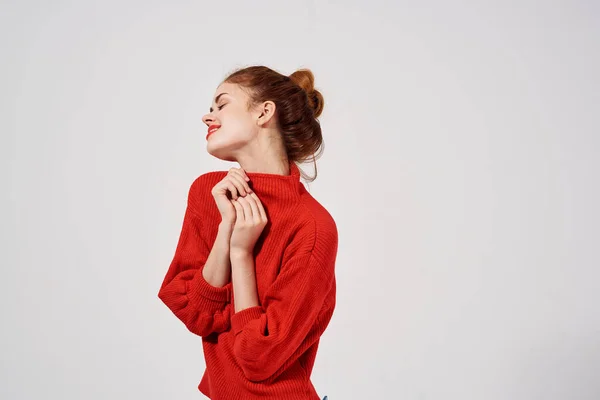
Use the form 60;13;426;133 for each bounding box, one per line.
187;268;231;304
231;306;263;335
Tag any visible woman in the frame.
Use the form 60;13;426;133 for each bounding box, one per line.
158;66;337;400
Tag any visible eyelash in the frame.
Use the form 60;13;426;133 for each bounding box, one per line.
218;104;226;110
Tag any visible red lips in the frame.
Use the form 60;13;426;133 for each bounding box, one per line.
206;124;221;140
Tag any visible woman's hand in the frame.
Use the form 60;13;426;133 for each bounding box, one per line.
229;192;268;257
211;167;253;226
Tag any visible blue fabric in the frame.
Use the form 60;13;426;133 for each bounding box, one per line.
322;396;328;400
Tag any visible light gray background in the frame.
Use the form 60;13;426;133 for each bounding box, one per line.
2;1;599;399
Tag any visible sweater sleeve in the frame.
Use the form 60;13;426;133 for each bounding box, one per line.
229;251;335;382
157;180;233;337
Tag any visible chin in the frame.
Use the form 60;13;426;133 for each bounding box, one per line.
206;143;236;162
207;135;250;162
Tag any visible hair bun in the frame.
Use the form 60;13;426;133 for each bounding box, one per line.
289;68;324;118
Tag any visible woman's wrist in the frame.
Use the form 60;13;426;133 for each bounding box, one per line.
218;220;234;236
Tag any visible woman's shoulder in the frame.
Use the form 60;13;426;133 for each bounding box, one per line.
187;171;227;203
292;193;339;267
299;191;338;236
190;171;227;192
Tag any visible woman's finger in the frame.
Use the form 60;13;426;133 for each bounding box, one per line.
244;193;262;223
229;167;251;187
236;196;253;221
231;197;244;220
229;167;250;182
250;193;267;221
225;181;242;200
225;176;246;198
227;172;252;196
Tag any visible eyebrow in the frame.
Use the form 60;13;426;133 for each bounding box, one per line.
209;92;228;112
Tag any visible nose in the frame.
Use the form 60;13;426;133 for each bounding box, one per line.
202;113;214;127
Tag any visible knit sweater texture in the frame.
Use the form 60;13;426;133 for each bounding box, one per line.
158;160;338;400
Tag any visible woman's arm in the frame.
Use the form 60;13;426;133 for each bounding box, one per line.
228;250;335;383
202;221;234;288
230;250;260;313
158;183;234;337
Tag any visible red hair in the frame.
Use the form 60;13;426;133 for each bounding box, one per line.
223;65;325;182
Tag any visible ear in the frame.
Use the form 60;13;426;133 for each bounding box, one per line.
256;101;276;127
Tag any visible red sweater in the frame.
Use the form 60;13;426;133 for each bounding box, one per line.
158;161;338;400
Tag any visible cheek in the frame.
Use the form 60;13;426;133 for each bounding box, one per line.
225;112;254;133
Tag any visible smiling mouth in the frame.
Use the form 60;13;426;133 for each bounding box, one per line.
206;127;220;140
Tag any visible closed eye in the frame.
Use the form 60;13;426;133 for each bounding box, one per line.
218;103;226;110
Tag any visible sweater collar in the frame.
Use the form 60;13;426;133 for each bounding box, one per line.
244;160;303;206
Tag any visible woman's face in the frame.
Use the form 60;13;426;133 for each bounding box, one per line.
202;82;258;161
